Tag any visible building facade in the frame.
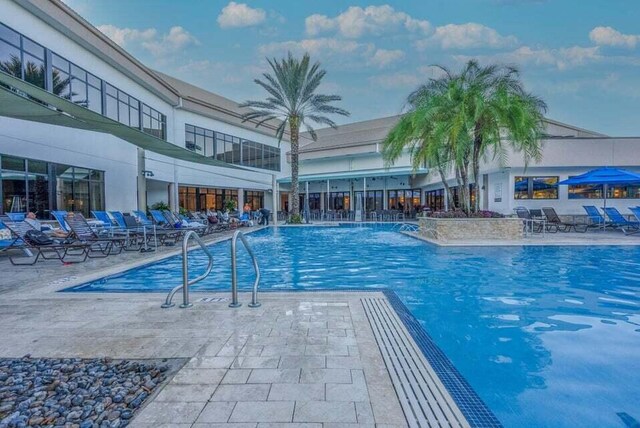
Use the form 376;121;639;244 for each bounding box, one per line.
0;0;289;219
280;116;640;216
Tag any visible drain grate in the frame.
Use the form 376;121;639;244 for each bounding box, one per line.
362;297;470;428
196;297;229;303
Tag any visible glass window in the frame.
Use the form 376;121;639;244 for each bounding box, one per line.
569;183;640;199
87;85;102;113
0;40;22;78
106;94;118;121
27;159;47;174
22;53;45;88
0;23;20;46
1;170;27;214
71;78;87;106
27;173;49;219
22;37;44;59
2;155;25;171
514;176;559;199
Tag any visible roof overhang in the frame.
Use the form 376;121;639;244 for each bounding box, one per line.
277;167;428;183
0;72;246;170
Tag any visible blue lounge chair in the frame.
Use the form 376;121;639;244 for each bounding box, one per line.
51;210;70;232
583;206;610;229
131;210;180;245
603;207;640;235
0;215;89;265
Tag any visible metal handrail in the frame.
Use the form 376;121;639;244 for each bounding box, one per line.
161;230;213;309
229;230;261;308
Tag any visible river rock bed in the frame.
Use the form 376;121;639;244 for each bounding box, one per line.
0;357;168;428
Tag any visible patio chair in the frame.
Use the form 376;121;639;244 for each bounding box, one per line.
583;206;611;229
629;208;640;231
0;215;89;265
603;207;640;235
65;212;126;257
130;210;180;245
514;207;555;234
163;210;208;234
542;207;585;233
51;210;70;232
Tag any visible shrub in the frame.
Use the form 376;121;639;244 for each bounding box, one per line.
288;214;303;224
429;210;503;219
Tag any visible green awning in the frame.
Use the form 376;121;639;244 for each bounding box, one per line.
0;72;246;170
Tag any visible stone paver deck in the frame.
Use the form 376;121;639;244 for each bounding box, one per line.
0;280;411;427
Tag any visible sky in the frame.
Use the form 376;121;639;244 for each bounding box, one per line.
62;0;640;136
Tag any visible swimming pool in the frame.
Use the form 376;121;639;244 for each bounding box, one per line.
69;225;640;427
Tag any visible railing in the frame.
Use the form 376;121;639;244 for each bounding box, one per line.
161;230;213;308
229;230;261;308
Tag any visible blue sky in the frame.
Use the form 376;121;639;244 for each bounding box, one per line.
63;0;640;136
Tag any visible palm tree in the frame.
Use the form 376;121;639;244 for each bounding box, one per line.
459;60;547;211
384;61;546;213
241;52;349;220
383;67;474;211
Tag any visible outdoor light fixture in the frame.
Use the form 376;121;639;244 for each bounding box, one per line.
141;170;154;177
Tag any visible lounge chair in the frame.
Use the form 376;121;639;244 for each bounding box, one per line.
514;207;556;234
51;210;71;232
603;207;640;235
131;210;180;245
583;206;611;229
65;212;126;256
0;215;89;265
542;207;587;233
629;207;640;231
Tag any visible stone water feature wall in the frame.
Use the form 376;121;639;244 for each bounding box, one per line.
418;217;523;242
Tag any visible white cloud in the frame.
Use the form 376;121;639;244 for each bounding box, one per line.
97;24;198;56
97;24;157;47
305;5;430;38
217;2;266;28
454;45;602;70
368;72;421;89
417;23;517;50
368;49;405;68
589;26;639;49
259;38;371;58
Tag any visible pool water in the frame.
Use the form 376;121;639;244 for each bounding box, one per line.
71;225;640;428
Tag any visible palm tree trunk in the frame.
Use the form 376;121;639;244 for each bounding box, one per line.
472;135;482;213
437;166;454;211
289;117;300;217
459;163;471;214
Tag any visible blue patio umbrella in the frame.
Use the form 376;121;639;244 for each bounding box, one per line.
558;167;640;211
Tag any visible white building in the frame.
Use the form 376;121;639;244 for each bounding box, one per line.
1;0;638;221
278;116;640;217
0;0;288;219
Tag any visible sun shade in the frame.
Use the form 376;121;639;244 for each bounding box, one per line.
0;72;248;170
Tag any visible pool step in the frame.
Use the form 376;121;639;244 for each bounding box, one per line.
362;297;470;428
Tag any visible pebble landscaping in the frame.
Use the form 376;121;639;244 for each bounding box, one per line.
0;357;168;428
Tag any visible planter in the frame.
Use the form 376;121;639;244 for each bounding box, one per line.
418;217;523;242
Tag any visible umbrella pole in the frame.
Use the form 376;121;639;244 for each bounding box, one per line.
603;183;608;231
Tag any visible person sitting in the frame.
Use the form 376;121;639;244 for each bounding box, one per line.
243;202;251;214
25;212;68;238
239;212;253;227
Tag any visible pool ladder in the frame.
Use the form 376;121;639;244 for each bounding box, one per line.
161;230;261;309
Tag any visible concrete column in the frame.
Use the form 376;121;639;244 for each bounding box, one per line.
169;162;179;211
237;188;244;211
383;177;388;209
136;148;147;211
326;179;330;210
363;177;367;213
272;175;278;226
